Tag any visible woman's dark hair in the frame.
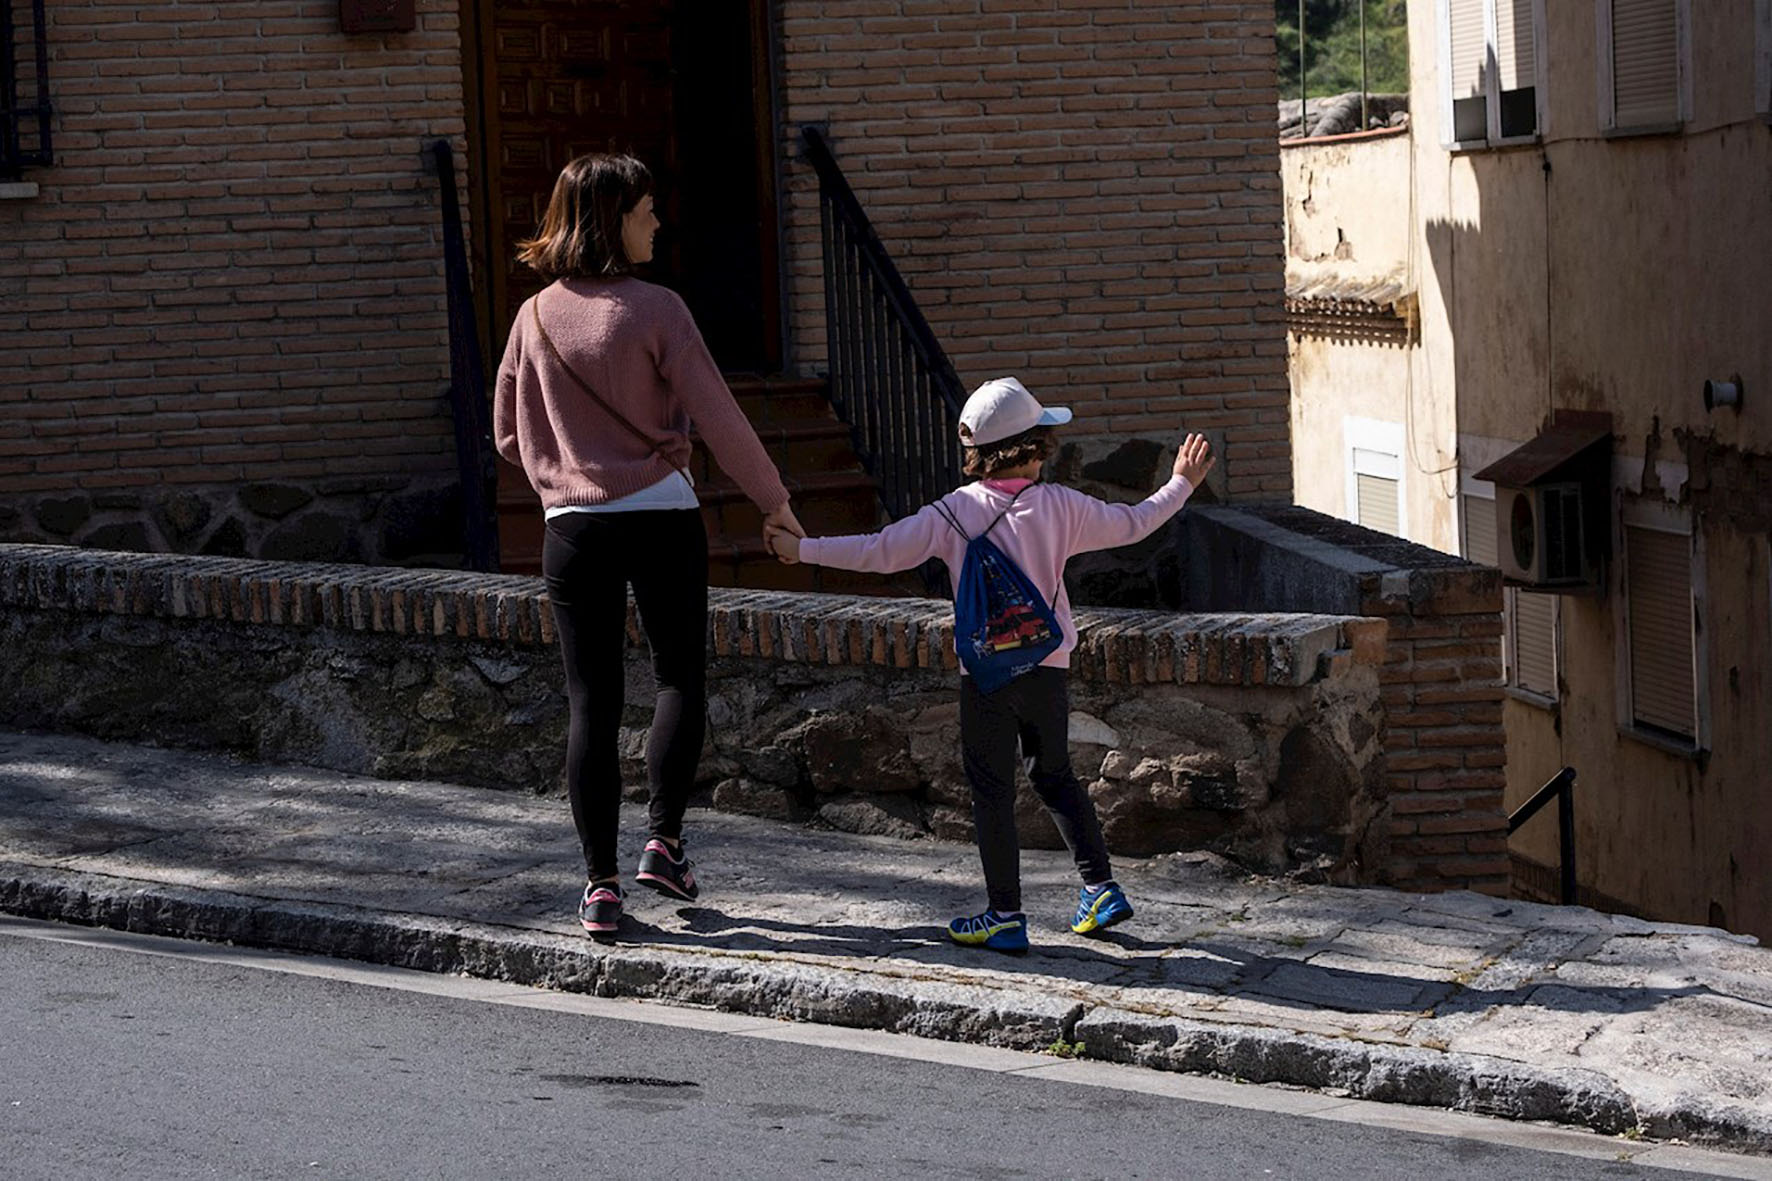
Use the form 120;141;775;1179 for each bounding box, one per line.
962;426;1056;479
516;153;653;280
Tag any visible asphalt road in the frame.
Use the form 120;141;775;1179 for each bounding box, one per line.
0;924;1724;1181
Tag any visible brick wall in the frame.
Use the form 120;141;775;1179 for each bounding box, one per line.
0;0;469;557
776;0;1291;499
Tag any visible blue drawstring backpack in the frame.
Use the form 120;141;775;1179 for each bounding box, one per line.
932;487;1064;693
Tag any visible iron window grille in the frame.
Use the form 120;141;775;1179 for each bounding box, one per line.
1;0;51;181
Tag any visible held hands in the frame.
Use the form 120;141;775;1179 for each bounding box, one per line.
1174;432;1216;487
762;503;806;565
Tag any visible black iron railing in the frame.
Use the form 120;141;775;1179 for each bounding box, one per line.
1508;766;1577;905
800;124;965;527
1;0;52;180
428;139;497;572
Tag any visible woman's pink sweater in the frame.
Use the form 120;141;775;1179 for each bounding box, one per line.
799;474;1196;669
494;278;790;513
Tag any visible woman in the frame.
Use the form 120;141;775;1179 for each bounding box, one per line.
493;153;804;936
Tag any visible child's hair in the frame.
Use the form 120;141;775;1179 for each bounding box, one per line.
962;426;1056;479
516;153;653;280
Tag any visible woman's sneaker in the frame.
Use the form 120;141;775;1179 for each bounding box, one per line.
948;909;1029;954
579;881;624;935
1071;882;1133;935
635;838;699;901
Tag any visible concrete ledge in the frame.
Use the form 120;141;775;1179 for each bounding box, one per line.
7;859;1769;1153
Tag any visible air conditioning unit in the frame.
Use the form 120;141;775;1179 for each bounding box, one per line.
1494;482;1588;586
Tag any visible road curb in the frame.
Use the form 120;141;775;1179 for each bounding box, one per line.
5;860;1769;1156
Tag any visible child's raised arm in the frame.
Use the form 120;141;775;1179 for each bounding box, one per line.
769;501;952;574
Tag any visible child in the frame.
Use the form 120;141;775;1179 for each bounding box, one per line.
767;377;1214;952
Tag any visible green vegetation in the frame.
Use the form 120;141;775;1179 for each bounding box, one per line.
1276;0;1410;99
1045;1038;1085;1059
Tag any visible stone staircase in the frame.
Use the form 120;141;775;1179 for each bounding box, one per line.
495;376;916;595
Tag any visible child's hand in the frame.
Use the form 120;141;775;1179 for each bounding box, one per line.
764;525;802;564
1174;433;1215;486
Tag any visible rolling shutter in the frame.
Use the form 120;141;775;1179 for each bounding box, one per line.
1464;494;1498;566
1448;0;1491;139
1612;0;1680;127
1356;472;1400;536
1513;590;1557;696
1496;0;1537;90
1625;524;1694;737
1449;0;1490;96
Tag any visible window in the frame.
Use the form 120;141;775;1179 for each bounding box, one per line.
1462;485;1558;703
0;0;52;181
1441;0;1544;146
1617;503;1705;749
1347;418;1405;537
1598;0;1690;133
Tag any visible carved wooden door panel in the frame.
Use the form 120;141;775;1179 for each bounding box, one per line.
483;0;679;341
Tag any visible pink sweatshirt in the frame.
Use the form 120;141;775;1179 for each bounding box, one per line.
800;474;1196;669
494;277;790;513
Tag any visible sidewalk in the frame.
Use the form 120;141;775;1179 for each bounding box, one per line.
2;728;1768;1155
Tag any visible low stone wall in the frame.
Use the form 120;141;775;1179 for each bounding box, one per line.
0;544;1388;883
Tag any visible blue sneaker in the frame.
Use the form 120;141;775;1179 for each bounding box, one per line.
948;909;1029;954
1071;882;1133;934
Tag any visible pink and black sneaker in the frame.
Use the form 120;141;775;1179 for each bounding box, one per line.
634;838;699;901
578;881;624;935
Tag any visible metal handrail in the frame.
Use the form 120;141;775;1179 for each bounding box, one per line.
0;0;52;180
428;139;497;572
1508;766;1577;905
799;125;966;530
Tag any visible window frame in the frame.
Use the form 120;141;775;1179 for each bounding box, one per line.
1439;0;1549;150
1346;417;1406;538
1614;495;1708;755
1597;0;1693;137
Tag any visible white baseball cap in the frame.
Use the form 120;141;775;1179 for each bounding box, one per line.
957;377;1072;447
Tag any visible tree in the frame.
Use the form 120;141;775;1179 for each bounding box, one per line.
1275;0;1409;99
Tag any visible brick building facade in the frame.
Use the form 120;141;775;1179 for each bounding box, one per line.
1;0;1288;562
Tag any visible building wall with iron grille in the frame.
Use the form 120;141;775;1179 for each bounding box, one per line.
775;0;1292;501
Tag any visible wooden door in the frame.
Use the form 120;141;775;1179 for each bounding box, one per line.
481;0;680;340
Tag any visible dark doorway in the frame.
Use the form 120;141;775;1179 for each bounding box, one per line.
472;0;780;373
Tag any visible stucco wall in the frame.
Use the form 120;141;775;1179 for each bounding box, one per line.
1282;131;1460;554
1410;0;1771;938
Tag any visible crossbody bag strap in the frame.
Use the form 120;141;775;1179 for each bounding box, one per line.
930;498;971;541
530;292;677;466
978;484;1031;539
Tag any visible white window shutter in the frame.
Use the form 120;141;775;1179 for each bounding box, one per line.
1463;494;1498;566
1449;0;1490;97
1611;0;1680;126
1513;590;1558;696
1356;474;1401;536
1626;524;1695;737
1496;0;1537;90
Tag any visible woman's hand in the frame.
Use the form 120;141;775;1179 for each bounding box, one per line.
1174;433;1216;486
764;525;802;564
762;503;805;563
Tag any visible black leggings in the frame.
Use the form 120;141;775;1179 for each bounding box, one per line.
542;509;708;881
960;667;1114;914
